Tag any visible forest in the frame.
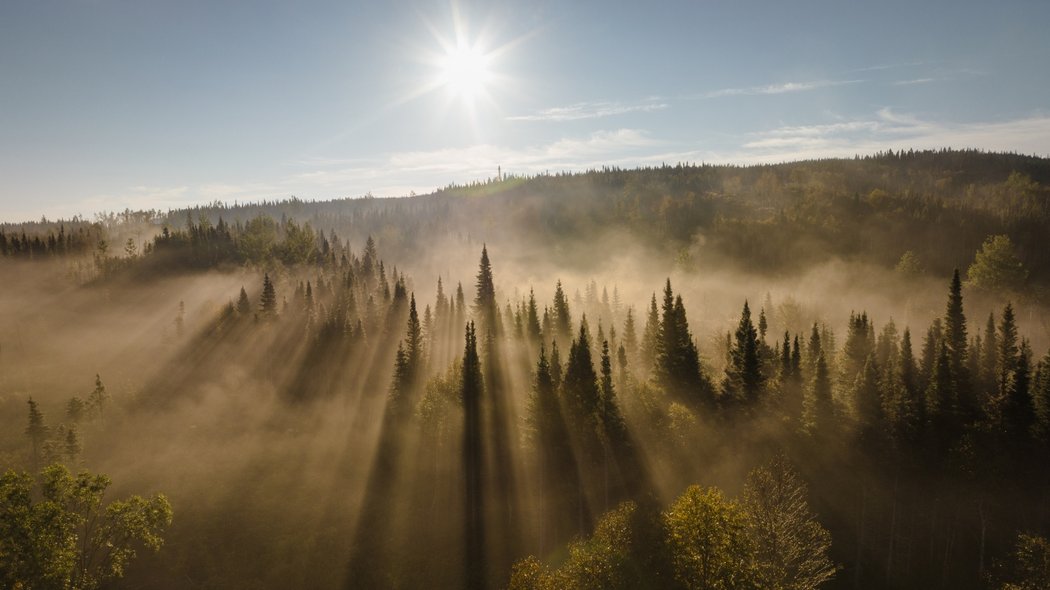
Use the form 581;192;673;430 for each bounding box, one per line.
2;149;1050;589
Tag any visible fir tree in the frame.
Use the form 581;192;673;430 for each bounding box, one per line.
474;246;498;335
260;273;277;317
526;288;541;343
944;269;972;419
804;353;835;436
623;307;638;362
998;303;1019;406
724;300;764;405
25;398;48;470
461;321;484;590
640;294;660;373
552;280;572;344
88;374;108;422
236;286;251;315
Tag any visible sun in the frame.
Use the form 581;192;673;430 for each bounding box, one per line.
438;44;492;102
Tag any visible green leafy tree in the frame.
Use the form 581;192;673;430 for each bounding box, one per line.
664;486;761;590
965;235;1028;293
0;464;172;590
237;215;278;264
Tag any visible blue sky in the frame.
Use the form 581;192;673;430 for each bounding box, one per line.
2;0;1048;221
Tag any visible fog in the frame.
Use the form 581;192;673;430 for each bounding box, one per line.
3;158;1050;589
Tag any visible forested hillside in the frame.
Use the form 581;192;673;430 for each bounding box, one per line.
2;150;1050;589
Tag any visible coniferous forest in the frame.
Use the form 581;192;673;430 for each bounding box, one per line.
5;151;1050;589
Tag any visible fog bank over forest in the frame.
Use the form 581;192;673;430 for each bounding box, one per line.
3;150;1050;589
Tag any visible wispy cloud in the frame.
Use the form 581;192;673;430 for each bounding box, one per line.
699;79;864;99
507;100;668;122
892;77;938;86
846;61;927;73
733;109;1050;163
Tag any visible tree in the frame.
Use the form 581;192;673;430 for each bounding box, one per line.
741;455;837;590
236;286;251;315
944;270;972;418
552;280;572;344
724;301;764;405
259;273;277;317
654;280;706;407
474;246;499;335
508;501;651;590
895;251;924;277
526;288;542;344
804;353;835;436
664;486;761;590
997;533;1050;590
462;321;485;590
965;235;1028;293
238;215;278;264
25;398;48;470
0;464;172;590
88;375;108;423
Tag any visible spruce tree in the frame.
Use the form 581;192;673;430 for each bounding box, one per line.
724;300;763;405
461;321;484;590
25;398;48;470
474;246;498;335
982;312;998;396
998;303;1019;405
88;374;108;422
854;355;885;449
944;269;972;419
1003;338;1035;442
260;273;277;317
622;307;638;362
804;352;835;436
640;294;660;373
236;286;251;315
526;288;541;343
552;280;572;344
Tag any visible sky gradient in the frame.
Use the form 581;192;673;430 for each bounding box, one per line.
2;0;1049;221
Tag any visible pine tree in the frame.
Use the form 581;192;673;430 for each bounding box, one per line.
474;246;498;335
550;340;563;392
982;312;998;397
998;303;1019;406
526;288;541;344
88;374;108;422
461;321;484;590
804;352;835;436
1003;338;1035;442
552;280;572;344
25;398;48;470
405;294;423;373
640;294;660;373
854;355;885;449
654;280;706;406
944;269;972;419
623;307;638;362
563;322;601;421
260;273;277;317
724;300;763;405
236;286;251;315
64;425;82;465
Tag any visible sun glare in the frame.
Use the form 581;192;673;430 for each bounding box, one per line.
439;44;491;102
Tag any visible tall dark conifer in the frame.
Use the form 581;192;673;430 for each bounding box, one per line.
461;321;484;590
